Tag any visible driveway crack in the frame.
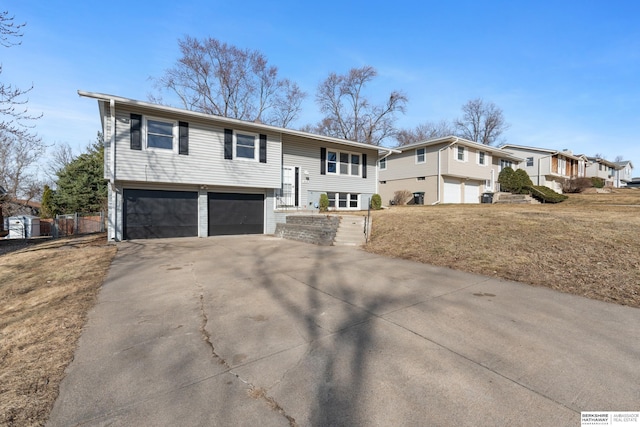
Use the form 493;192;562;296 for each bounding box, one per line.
198;292;298;427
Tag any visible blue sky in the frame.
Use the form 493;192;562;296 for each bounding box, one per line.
4;1;640;173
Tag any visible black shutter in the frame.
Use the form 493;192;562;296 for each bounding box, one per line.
130;114;142;150
179;121;189;155
224;129;233;160
362;153;367;178
320;147;326;175
259;134;267;163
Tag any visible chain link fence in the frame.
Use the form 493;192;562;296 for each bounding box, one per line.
39;212;105;238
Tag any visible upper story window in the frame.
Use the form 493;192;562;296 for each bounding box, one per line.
224;129;267;163
416;148;426;164
478;151;486;165
379;157;387;170
147;119;175;150
457;146;465;161
526;157;534;167
327;150;361;176
236;132;257;159
129;113;189;155
500;159;512;170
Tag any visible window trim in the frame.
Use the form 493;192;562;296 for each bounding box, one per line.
234;130;259;161
416;148;426;164
500;159;513;171
456;145;466;162
478;151;487;166
526;157;534;167
379;157;387;170
145;116;177;152
326;192;360;210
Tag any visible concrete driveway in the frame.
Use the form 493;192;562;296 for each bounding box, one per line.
48;236;639;426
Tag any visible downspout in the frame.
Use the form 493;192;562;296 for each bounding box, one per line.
109;98;117;241
432;138;458;205
376;149;394;196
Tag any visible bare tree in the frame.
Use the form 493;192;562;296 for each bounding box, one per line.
0;131;45;214
312;66;408;146
454;98;508;145
0;11;44;221
0;10;24;47
614;155;624;162
396;120;454;146
0;11;41;142
151;36;306;128
594;153;606;160
45;141;75;182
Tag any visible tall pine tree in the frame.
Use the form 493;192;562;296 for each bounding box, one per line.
52;134;106;214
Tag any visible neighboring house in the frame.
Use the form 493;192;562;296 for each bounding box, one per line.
499;145;587;193
79;91;393;241
584;157;618;187
613;160;634;188
625;177;640;188
378;136;523;205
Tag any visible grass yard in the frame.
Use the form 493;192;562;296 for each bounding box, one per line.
0;234;116;426
366;189;640;308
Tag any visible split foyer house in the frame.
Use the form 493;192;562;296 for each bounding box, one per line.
499;144;587;193
613;160;634;188
585;157;625;188
79;91;393;241
378;136;523;205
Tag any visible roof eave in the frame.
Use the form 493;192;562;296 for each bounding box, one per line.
78;90;399;154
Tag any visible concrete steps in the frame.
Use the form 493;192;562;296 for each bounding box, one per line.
495;193;540;205
334;216;366;246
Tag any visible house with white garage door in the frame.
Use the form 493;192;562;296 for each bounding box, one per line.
378;136;523;205
79;91;393;240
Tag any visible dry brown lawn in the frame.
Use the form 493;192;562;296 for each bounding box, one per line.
1;190;639;425
0;234;116;426
366;189;640;308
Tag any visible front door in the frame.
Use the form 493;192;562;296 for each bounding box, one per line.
279;166;298;208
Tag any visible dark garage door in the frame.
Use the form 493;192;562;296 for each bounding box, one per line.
124;189;198;239
208;192;264;236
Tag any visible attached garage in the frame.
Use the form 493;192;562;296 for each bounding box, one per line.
463;181;480;204
208;192;264;236
443;178;461;204
123;189;198;239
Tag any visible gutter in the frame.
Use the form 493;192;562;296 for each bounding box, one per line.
109;98;117;241
432;137;458;205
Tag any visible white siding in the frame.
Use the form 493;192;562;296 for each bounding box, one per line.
113;106;281;189
282;135;379;210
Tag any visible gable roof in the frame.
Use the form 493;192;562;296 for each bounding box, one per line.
500;144;586;162
78;90;399;155
585;156;619;168
398;136;523;161
614;160;633;168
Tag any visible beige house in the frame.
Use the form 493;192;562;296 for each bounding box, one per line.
500;144;588;193
378;136;522;205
